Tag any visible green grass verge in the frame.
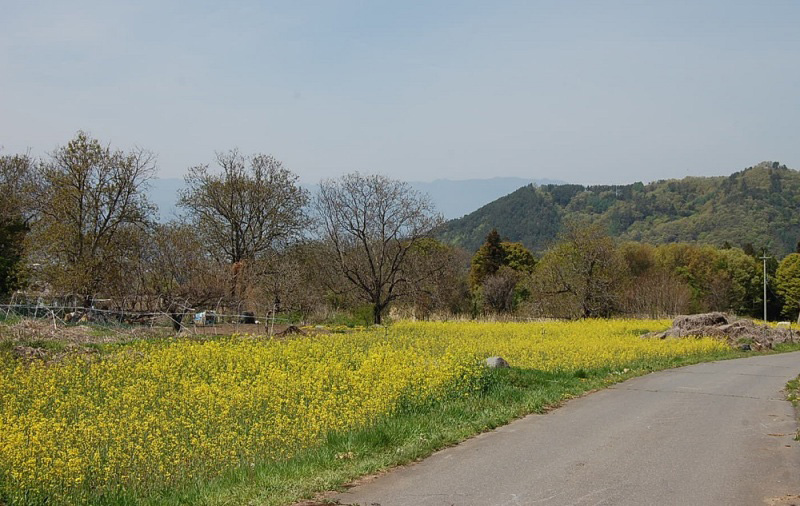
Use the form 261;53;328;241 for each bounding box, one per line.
787;377;800;407
787;373;800;442
107;346;800;506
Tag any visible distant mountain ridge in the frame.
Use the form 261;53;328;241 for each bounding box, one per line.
437;162;800;256
148;176;565;221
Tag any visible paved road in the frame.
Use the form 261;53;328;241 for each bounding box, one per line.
336;352;800;506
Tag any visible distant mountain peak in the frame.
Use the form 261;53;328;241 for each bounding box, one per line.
408;177;566;219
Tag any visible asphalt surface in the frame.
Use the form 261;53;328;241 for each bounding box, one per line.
335;352;800;506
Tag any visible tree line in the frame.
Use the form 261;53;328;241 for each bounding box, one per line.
2;132;800;326
0;133;456;327
470;224;800;322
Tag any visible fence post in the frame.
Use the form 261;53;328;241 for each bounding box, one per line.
269;303;276;337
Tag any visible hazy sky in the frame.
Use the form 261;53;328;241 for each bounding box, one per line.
1;1;798;185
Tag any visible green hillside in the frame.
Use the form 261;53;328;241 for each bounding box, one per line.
438;162;800;255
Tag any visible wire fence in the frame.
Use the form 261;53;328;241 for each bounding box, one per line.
0;300;298;337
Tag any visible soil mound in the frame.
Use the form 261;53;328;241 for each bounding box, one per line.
643;312;798;350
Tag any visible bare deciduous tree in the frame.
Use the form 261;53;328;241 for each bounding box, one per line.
143;222;229;331
241;243;327;322
315;173;442;324
178;150;309;266
482;266;521;314
400;239;471;319
621;271;692;317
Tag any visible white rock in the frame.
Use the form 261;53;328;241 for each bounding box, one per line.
486;356;510;368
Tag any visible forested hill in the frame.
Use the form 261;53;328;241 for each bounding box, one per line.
437;162;800;256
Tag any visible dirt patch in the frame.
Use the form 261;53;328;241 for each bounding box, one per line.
1;318;165;344
643;312;799;350
183;323;292;336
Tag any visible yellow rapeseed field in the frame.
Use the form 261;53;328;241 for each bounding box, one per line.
0;319;727;504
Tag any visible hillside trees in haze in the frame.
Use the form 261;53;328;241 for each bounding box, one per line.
438;162;800;256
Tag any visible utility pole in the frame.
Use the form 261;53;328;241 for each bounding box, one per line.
761;253;770;323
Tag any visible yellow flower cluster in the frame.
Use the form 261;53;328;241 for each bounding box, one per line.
0;320;726;503
392;319;727;372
